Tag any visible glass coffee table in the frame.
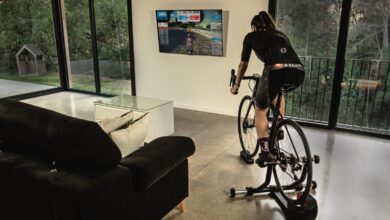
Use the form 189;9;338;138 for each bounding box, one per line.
94;95;174;142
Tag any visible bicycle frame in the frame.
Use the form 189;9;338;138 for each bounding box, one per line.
268;91;283;153
242;78;284;151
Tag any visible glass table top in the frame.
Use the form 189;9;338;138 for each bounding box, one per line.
94;95;172;111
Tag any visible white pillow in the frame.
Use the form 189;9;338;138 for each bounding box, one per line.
109;113;149;158
97;111;134;134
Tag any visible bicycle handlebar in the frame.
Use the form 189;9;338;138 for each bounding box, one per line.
229;69;260;87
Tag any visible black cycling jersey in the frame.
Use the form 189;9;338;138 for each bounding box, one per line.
240;29;305;109
241;30;302;66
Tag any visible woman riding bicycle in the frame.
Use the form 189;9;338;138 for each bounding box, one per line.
230;11;305;167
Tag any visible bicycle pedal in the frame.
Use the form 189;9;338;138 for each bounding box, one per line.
263;160;279;166
240;151;254;164
313;155;320;164
256;155;278;167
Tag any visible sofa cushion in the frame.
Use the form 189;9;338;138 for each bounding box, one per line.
110;113;149;158
120;136;195;192
0;99;121;170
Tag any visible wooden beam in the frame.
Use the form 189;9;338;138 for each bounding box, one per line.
356;79;382;89
178;201;185;212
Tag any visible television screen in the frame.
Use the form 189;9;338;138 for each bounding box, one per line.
156;10;223;57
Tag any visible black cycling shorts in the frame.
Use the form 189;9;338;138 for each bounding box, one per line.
254;66;305;109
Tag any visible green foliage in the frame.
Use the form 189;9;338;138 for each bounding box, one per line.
0;0;57;73
278;0;390;132
277;0;341;57
0;0;130;80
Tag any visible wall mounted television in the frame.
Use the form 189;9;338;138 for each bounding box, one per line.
156;10;223;57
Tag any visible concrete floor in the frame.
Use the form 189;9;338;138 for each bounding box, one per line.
22;92;390;220
0;79;54;98
165;109;390;220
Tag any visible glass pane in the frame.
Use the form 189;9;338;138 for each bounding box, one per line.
338;1;390;134
95;0;132;95
0;0;60;98
276;0;342;123
64;0;95;92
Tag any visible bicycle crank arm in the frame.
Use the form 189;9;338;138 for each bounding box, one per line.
264;155;320;166
263;161;281;166
279;181;318;192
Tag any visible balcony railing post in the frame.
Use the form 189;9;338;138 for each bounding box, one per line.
344;60;355;124
369;61;381;128
360;61;373;127
378;62;390;129
313;58;322;120
320;59;330;121
352;62;365;126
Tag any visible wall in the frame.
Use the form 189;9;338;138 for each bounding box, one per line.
132;0;267;116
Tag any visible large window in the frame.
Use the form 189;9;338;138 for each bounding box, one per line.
275;0;390;135
276;0;341;123
63;0;95;92
338;1;390;133
95;0;132;95
0;0;60;98
61;0;132;95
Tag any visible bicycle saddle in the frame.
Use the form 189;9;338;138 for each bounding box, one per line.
252;73;261;78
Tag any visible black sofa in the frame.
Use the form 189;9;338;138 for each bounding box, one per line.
0;99;195;220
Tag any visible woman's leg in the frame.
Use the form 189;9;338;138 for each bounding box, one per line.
255;106;269;139
280;95;285;117
254;106;274;167
272;95;285;118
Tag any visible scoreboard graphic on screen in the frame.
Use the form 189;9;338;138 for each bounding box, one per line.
156;9;223;57
177;11;201;23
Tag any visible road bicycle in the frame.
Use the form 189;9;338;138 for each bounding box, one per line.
229;69;320;207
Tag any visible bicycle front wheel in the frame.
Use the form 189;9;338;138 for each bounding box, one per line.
238;95;258;158
272;119;313;205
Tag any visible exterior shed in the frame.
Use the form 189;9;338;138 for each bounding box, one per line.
16;44;47;75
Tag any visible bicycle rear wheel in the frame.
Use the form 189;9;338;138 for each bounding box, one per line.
238;95;258;158
272;119;313;205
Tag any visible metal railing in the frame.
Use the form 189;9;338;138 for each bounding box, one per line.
284;56;390;135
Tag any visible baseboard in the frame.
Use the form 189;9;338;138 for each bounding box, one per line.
173;102;236;117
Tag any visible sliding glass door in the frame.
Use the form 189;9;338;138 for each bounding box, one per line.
275;0;390;135
338;1;390;134
61;0;132;95
63;0;96;92
95;0;132;95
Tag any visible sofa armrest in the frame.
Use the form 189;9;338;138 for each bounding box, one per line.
120;136;195;192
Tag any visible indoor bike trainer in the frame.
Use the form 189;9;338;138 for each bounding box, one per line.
230;163;319;220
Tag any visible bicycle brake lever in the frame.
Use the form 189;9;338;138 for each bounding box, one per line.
230;69;236;87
